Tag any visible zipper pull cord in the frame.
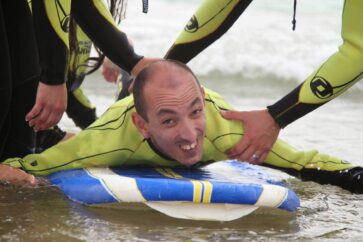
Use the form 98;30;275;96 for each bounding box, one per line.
31;130;38;154
292;0;297;31
142;0;148;13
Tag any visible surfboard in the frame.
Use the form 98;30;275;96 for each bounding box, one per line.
48;160;300;221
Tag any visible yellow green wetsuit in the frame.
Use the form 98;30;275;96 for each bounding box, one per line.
3;89;363;193
37;0;141;129
165;0;363;127
30;0;95;129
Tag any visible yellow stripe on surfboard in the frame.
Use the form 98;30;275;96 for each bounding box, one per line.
155;168;213;203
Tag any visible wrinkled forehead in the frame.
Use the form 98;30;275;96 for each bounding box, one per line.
144;66;203;112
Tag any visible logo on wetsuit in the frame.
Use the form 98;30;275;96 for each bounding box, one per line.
310;77;334;99
185;15;199;33
55;0;70;33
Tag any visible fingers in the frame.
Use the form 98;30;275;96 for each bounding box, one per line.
44;104;64;127
27;104;63;131
27;105;63;131
229;145;253;162
220;110;246;121
27;105;45;130
131;57;163;77
35;177;50;186
226;131;270;164
102;68;119;83
102;57;121;83
0;165;39;187
128;79;135;93
16;172;38;187
26;173;38;187
26;83;67;131
222;109;280;165
226;136;249;158
248;150;268;164
109;71;119;83
258;151;269;165
25;103;42;123
228;147;269;165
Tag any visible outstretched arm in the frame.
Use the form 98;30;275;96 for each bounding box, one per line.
165;0;253;62
265;135;363;194
71;0;161;75
267;0;363;127
217;0;363;159
208;89;363;193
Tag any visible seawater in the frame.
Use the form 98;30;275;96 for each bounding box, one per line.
2;0;363;241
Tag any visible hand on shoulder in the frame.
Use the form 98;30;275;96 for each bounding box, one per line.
221;109;280;164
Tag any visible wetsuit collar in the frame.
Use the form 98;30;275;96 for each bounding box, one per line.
146;139;177;161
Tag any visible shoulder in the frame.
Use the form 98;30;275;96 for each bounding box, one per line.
88;95;135;129
204;87;234;112
108;95;135;110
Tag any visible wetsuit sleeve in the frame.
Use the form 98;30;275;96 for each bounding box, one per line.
71;0;143;73
165;0;252;63
2;96;143;175
264;138;363;193
267;0;363;128
32;0;68;85
204;89;363;193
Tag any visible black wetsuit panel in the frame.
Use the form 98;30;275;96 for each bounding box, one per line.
0;0;40;160
32;0;68;85
71;0;143;73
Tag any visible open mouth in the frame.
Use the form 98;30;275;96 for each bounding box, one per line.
180;142;197;151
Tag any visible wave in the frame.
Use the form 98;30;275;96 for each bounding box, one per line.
113;0;363;93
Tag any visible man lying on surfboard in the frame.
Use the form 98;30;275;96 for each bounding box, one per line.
1;60;363;193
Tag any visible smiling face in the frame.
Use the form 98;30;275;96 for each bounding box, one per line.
132;61;206;166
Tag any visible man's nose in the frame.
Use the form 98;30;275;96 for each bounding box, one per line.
179;119;197;141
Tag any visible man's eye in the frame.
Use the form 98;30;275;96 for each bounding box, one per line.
162;119;174;125
192;109;203;116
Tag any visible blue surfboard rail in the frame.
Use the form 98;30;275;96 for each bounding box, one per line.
48;160;300;212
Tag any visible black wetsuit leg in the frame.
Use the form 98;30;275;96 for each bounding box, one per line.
0;79;38;160
0;0;47;160
0;1;12;157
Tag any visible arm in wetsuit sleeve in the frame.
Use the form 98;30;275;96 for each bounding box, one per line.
165;0;253;62
32;0;68;85
206;89;363;193
267;0;363;128
71;0;143;73
264;138;363;193
2;97;142;175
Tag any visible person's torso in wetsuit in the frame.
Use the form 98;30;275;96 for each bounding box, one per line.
3;88;354;175
4;87;363;192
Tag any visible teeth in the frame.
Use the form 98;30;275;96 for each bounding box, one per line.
181;142;196;150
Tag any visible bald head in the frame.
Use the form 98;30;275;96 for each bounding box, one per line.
133;60;201;121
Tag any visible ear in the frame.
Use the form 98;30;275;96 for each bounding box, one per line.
200;86;206;105
132;112;151;139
